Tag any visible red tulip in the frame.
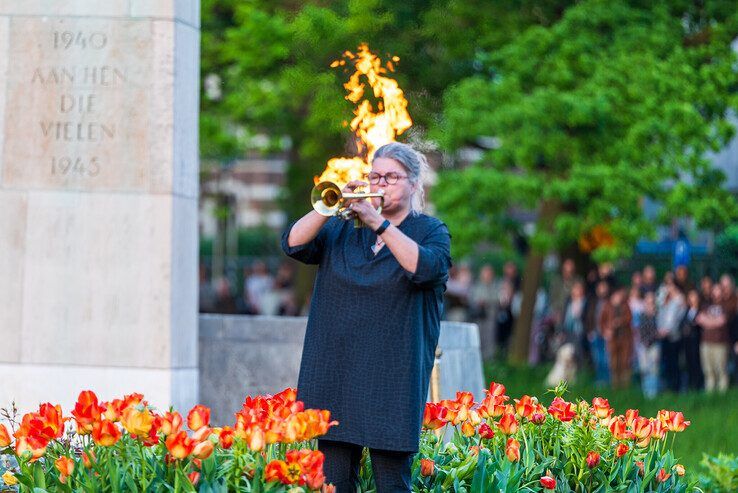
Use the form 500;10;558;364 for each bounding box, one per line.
188;472;200;486
71;390;104;435
218;426;235;449
656;468;671;483
91;419;121;446
540;475;556;490
479;423;495;439
615;443;629;458
514;395;535;419
586;451;600;469
420;458;435;477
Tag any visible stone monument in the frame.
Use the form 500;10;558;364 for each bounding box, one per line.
0;1;200;413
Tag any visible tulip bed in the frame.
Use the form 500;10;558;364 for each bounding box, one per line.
0;389;337;492
411;382;695;492
0;383;696;493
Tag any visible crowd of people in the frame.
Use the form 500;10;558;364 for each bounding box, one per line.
449;259;738;396
200;256;738;396
199;260;302;317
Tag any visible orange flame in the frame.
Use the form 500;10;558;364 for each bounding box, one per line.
316;44;412;187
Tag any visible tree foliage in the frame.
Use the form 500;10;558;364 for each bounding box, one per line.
434;0;738;260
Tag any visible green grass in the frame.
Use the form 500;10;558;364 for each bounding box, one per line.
483;359;738;475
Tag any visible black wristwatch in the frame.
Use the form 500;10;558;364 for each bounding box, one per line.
374;219;391;235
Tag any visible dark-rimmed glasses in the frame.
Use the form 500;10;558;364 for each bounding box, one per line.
367;172;408;185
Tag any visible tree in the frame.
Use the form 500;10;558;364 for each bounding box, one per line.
433;0;738;363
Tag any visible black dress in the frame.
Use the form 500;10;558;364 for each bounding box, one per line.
281;213;451;452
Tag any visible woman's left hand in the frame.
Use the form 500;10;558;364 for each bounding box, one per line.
348;199;384;231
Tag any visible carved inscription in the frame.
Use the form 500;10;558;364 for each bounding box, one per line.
30;30;127;178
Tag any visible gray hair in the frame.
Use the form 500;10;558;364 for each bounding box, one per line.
372;142;429;212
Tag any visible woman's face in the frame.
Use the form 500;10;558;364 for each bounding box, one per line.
369;157;416;215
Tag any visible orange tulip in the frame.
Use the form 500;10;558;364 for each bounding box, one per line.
121;406;154;437
591;397;613;420
505;437;520;462
461;421;476;437
625;409;639;427
187;405;210;431
422;402;448;430
609;417;634;440
498;413;519;435
514;395;535;419
15;435;47;461
71;390;104;435
656;468;671;483
165;431;194;460
650;418;666;440
486;381;506;397
218;426;235;449
615;443;629;458
666;411;690;432
265;460;290;484
92;419;121;446
632;416;652;447
0;424;11;447
193;439;214;459
586;451;600;469
159;411;184;437
81;450;95;468
548;397;576;422
420;458;435;477
55;456;74;477
102;399;125;422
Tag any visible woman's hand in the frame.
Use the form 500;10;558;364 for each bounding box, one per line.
343;181;384;230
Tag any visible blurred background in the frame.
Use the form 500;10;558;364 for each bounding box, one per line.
194;1;738;472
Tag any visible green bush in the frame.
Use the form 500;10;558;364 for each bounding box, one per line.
699;453;738;493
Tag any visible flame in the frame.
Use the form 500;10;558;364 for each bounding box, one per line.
316;44;412;187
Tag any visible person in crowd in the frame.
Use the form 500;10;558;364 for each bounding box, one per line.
681;289;704;390
628;286;645;330
245;260;275;314
198;263;217;313
657;281;686;393
281;141;450;491
444;264;472;322
719;274;738;384
496;277;516;351
696;284;731;392
559;280;587;357
631;271;643;294
656;271;675;308
674;265;694;294
469;264;502;360
700;276;714;306
213;277;238;314
586;280;611;387
601;287;633;389
641;265;658;295
637;292;660;398
549;258;580;329
274;262;299;316
598;262;617;291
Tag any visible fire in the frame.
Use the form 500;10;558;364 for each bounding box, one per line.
316;44;413;187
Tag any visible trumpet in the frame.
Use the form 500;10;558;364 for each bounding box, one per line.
311;180;384;227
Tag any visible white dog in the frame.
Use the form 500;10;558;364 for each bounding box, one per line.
545;342;577;387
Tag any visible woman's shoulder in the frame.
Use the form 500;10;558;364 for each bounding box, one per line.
405;212;448;234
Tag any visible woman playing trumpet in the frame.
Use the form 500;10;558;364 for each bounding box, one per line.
282;142;451;492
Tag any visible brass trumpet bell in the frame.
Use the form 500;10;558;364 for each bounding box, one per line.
310;181;385;223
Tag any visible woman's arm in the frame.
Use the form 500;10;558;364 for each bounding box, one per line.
287;210;330;248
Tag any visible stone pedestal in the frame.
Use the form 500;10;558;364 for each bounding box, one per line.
0;1;200;413
199;315;485;426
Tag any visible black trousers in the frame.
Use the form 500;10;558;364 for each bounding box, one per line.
318;439;413;493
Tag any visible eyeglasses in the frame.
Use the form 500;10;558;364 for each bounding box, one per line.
367;172;408;185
